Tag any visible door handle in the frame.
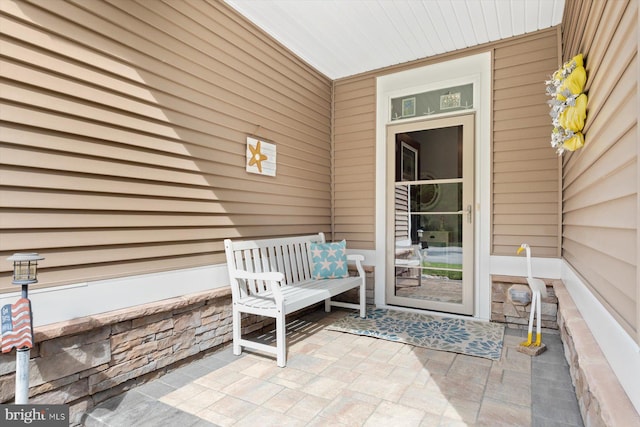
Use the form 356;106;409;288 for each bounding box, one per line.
466;204;472;223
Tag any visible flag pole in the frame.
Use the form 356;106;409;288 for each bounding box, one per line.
15;284;30;404
3;253;43;405
15;349;29;404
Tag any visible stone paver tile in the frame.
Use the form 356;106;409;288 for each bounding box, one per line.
368;347;401;363
285;353;333;374
502;367;532;385
371;338;405;352
533;383;580;403
135;379;177;399
388;352;427;370
133;403;208;427
412;366;435;386
387;364;420;384
159;382;209;406
318;392;378;425
339;388;383;405
352;358;397;377
364;400;425;427
349;374;408;402
196;408;236;427
195;367;245;390
306;416;349;427
413;347;457;364
286;394;332;422
493;348;532;373
418;412;442;426
447;356;491;385
174;388;226;414
455;353;493;367
213;355;258;373
264;387;306;413
288;340;322;356
533;392;583;426
320;364;361;384
202;395;256;423
398;383;449;415
533;361;573;388
329;353;368;369
441;397;481;424
269;366;316;389
477;397;531;426
239;359;281;380
311;341;354;360
222;375;284;405
425;374;485;402
424;359;453;376
485;379;531;406
303;376;349;400
92;399;183;427
345;343;377;359
233;406;305;427
178;361;217;379
505;345;534;363
437;416;474;427
157;370;196;389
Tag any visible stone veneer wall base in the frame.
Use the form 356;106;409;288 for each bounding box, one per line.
0;287;279;426
554;281;640;427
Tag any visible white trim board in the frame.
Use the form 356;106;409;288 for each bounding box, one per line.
0;264;230;328
490;255;561;279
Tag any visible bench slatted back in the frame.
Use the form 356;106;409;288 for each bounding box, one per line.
225;233;325;299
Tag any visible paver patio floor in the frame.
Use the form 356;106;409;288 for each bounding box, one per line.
83;308;583;427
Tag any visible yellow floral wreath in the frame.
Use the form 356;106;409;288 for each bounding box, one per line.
546;54;588;154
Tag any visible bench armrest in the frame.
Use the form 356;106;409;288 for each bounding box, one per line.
347;254;365;278
232;270;285;306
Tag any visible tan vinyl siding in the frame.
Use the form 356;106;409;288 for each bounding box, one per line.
492;29;561;257
333;28;561;256
333;77;377;249
560;0;638;341
0;0;332;292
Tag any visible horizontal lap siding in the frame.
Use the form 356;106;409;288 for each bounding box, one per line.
492;30;561;257
0;0;332;291
332;78;376;249
560;0;638;340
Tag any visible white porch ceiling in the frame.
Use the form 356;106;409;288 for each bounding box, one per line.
225;0;565;80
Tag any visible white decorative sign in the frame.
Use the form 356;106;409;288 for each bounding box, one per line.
246;137;276;176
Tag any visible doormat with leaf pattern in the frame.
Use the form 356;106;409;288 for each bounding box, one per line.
327;307;505;360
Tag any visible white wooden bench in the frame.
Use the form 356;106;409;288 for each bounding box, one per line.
224;232;366;367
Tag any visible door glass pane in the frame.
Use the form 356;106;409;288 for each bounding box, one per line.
393;126;464;306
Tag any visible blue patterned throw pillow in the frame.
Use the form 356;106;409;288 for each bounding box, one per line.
310;240;349;279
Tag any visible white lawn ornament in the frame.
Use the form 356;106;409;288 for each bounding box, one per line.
517;243;548;348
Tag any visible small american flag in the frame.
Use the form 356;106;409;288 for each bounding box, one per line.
1;298;33;353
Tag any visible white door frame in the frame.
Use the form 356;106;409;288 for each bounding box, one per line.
386;114;476;315
375;52;492;319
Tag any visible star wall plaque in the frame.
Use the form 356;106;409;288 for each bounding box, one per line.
246;137;276;176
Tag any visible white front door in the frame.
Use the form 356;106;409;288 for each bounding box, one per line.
386;113;475;315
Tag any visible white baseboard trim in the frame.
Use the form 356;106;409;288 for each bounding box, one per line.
0;264;231;328
561;260;640;415
490;255;562;279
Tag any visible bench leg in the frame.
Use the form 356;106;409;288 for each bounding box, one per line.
276;310;286;367
232;306;242;356
324;298;331;313
359;278;366;318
